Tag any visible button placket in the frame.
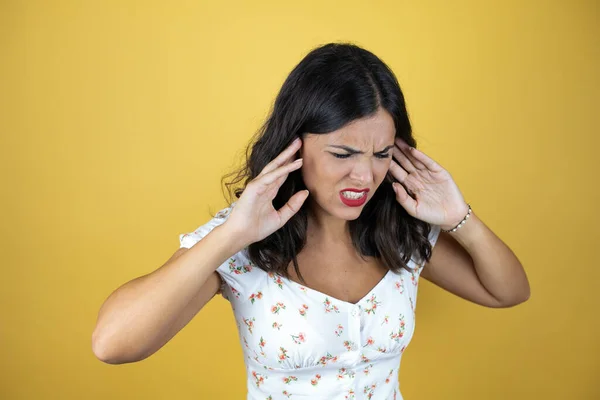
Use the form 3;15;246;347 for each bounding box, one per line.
345;304;362;391
347;304;362;359
352;305;361;353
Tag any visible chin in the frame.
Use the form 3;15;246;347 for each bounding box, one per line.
336;199;371;220
342;212;362;221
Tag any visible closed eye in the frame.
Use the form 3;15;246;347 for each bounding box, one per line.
332;153;351;159
332;153;391;159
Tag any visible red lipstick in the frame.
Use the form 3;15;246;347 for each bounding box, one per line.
339;188;370;207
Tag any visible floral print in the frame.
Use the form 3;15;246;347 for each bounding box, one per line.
229;257;253;274
394;278;405;294
337;368;356;380
298;304;309;317
268;271;285;289
318;352;339;366
310;374;322;386
324;297;340;313
272;322;283;330
259;337;267;357
244;317;256;334
389;316;407;343
271;302;286;314
385;369;395;384
252;371;266;388
290;332;306;344
363;294;381;314
179;204;442;400
282;376;298;384
343;340;356;351
277;347;290;364
249;291;263;304
364;383;377;399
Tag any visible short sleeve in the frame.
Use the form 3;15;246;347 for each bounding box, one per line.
178;203;245;301
428;223;442;248
179;204;235;249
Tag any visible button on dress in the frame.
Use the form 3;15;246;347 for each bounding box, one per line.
179;204;441;400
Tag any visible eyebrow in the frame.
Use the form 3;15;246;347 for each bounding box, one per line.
327;145;394;154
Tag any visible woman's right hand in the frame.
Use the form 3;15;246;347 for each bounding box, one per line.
223;137;308;248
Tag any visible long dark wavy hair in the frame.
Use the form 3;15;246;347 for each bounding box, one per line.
220;42;436;283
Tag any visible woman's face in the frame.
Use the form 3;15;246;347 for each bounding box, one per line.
299;108;396;220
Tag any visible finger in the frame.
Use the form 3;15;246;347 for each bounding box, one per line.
393;145;417;173
392;147;417;173
264;172;288;199
264;153;303;198
277;189;310;225
408;147;441;171
272;173;287;190
258;158;303;187
388;160;409;183
265;154;295;191
259;138;302;177
395;138;428;170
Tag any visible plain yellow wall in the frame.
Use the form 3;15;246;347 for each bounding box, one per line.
1;0;598;399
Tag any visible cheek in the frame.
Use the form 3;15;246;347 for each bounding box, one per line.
300;159;320;189
302;158;346;188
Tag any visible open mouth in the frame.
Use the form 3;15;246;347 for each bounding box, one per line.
340;191;367;200
339;188;369;207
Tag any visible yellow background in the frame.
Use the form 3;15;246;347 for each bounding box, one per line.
1;0;598;399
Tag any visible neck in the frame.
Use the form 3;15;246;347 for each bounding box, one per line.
306;198;352;248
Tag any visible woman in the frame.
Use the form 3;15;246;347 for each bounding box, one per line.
92;42;530;399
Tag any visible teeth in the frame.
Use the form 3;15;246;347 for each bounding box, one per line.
341;191;366;199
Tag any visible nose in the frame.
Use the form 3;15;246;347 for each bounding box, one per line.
348;157;374;186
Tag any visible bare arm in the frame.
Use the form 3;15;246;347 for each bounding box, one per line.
91;138;309;364
91;223;244;364
421;211;530;308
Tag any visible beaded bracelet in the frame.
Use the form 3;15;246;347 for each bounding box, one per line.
441;203;472;233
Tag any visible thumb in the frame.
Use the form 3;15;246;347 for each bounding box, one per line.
277;190;309;225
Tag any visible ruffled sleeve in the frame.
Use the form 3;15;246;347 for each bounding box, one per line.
178;203;247;302
428;223;442;248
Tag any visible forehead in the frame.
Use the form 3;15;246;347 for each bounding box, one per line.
312;109;396;147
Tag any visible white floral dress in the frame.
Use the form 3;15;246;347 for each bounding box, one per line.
179;203;441;400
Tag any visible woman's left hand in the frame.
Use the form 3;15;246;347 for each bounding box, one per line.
389;138;469;231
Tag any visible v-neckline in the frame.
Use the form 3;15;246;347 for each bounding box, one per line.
280;269;393;307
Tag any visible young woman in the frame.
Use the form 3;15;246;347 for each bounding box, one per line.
92;42;530;399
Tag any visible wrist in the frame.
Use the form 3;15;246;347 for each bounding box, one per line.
217;221;251;253
441;203;472;232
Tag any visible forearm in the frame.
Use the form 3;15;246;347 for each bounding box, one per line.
92;223;244;362
445;210;531;305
